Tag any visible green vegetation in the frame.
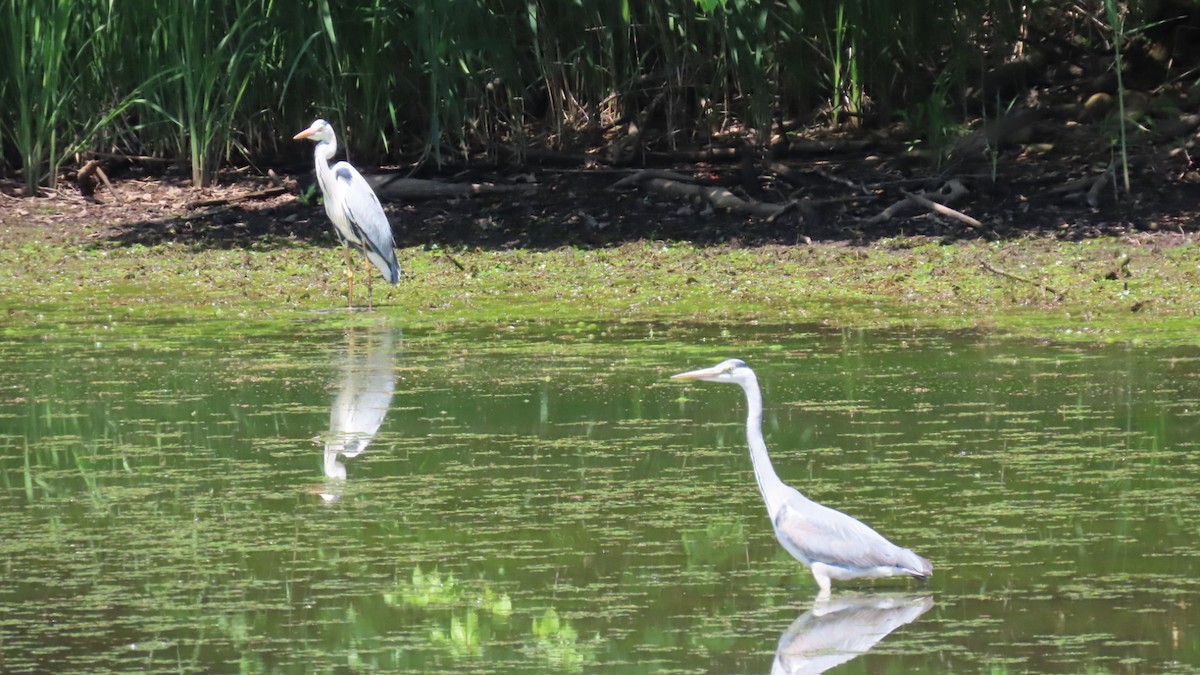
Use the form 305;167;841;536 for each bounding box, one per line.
1;1;141;194
4;318;1198;671
2;236;1199;343
2;0;1156;188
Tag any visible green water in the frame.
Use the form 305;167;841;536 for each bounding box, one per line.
0;321;1196;673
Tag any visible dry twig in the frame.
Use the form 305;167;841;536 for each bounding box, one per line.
980;261;1064;299
608;169;702;190
185;186;287;209
866;179;970;225
363;176;537;201
901;189;981;228
812;166;869;194
610;170;794;219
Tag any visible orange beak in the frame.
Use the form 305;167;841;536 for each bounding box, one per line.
671;364;727;381
293;125;318;140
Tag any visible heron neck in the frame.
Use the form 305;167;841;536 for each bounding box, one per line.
312;138;337;196
314;138;337;173
741;374;788;517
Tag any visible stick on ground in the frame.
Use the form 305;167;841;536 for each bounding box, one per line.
902;189;982;228
980;261;1064;300
186;187;288;209
866;179;970;225
610;170;794;219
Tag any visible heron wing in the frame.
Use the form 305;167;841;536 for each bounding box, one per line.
332;163;401;283
774;499;916;571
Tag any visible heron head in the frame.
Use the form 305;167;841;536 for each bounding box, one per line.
294;119;335;143
671;358;752;384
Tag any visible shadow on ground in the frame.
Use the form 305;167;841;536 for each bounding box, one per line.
8;148;1200;252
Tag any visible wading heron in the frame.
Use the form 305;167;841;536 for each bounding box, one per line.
294;119;401;309
672;359;932;596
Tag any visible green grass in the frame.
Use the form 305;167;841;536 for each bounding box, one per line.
2;237;1199;344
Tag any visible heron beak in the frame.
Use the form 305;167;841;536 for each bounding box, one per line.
671;364;725;381
293;126;317;140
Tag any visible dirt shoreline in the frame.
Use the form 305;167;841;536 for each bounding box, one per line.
6;151;1200;250
2;161;1200;344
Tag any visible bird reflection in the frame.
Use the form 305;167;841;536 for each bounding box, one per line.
770;593;933;675
318;326;398;501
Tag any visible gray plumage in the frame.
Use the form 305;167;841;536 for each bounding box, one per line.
295;119;401;307
672;358;932;596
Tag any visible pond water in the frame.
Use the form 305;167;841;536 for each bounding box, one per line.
1;320;1197;673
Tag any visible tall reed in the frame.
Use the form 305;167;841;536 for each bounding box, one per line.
0;1;149;194
2;0;79;194
1103;0;1131;191
144;0;266;186
0;0;1045;188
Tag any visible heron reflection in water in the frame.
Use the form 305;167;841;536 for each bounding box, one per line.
318;326;398;501
771;593;933;675
672;359;932;597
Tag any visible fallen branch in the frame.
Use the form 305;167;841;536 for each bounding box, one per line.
608;169;705;191
645;146;745;164
901;189;982;228
812;166;869;194
779;138;886;155
1043;175;1095;197
611;170;794;219
866;179;970;225
980;261;1064;299
1042;171;1117;205
645;178;792;218
362;175;537;201
766;162;872;197
766;161;807;189
185;186;287;209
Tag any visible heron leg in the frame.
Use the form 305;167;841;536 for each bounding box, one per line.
342;245;354;308
810;564;834;597
362;243;374;310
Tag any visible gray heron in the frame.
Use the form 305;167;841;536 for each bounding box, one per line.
672;359;932;596
294;119;401;309
772;593;933;674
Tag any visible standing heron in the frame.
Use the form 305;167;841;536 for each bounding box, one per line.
294;119;401;309
672;359;932;596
